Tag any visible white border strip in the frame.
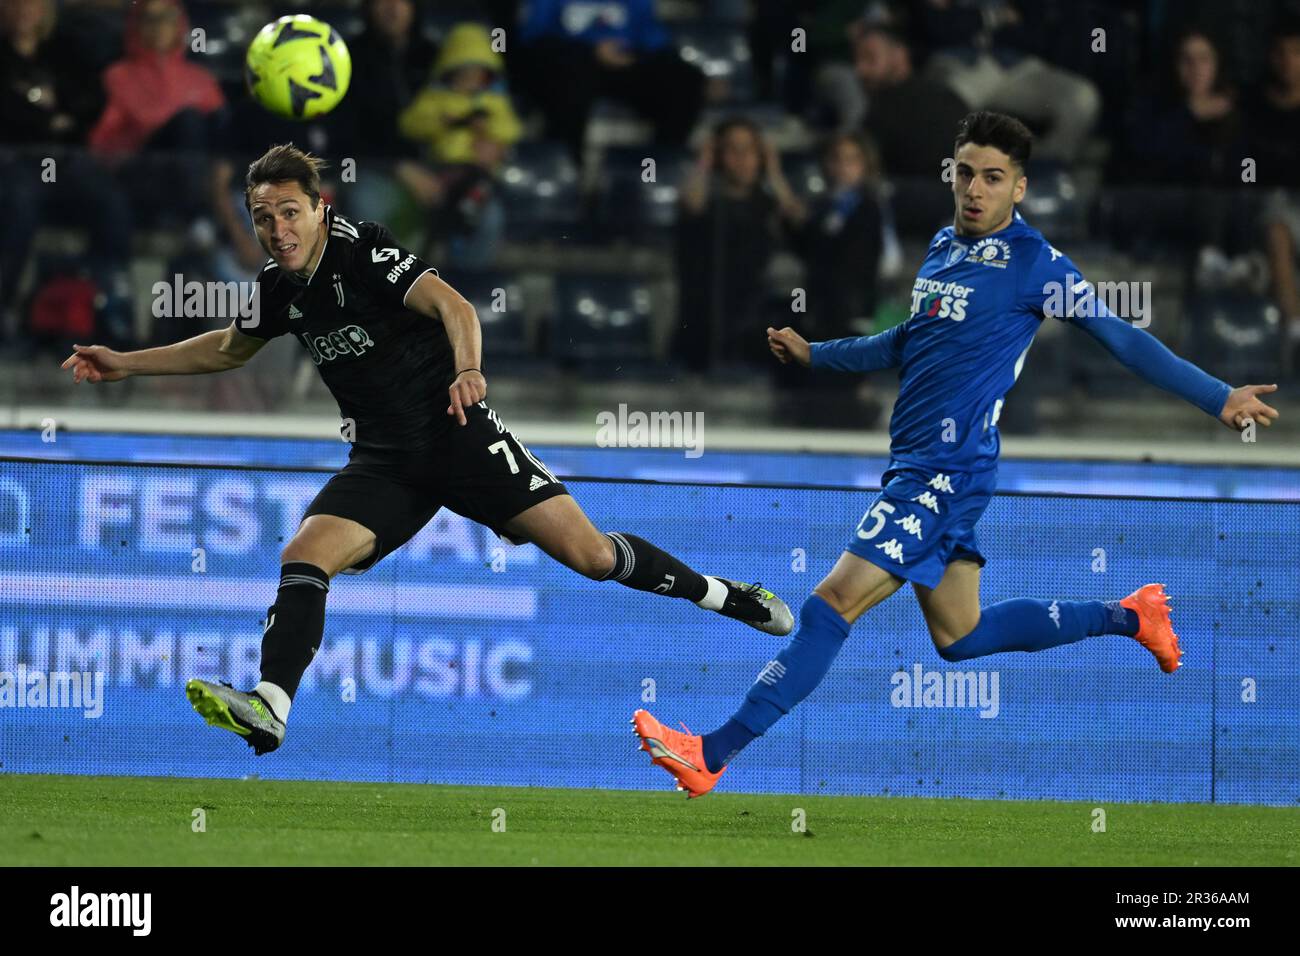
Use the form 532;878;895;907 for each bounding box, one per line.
3;407;1298;466
0;573;537;619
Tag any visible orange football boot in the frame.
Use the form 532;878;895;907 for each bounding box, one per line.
632;708;724;798
1120;583;1183;673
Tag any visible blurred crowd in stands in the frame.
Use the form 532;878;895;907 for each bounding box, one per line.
3;0;1300;430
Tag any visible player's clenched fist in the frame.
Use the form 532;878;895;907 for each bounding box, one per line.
60;344;131;384
767;326;811;367
447;368;487;425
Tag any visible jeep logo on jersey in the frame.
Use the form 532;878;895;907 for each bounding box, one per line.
386;253;417;284
910;277;973;321
298;324;376;365
371;247;400;262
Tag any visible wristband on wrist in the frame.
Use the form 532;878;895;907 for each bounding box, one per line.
454;368;481;378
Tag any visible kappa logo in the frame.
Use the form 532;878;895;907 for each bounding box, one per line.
370;247;400;262
876;538;906;562
895;514;924;539
912;491;941;514
1048;600;1061;628
927;473;955;494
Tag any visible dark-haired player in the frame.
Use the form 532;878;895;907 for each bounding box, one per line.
634;111;1281;797
61;143;793;755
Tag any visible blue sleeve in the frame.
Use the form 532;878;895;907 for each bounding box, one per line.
518;0;564;44
1021;241;1230;418
1074;304;1231;417
810;323;907;373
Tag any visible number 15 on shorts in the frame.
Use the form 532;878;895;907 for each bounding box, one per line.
856;500;895;540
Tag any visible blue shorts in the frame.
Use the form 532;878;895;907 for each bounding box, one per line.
844;462;996;589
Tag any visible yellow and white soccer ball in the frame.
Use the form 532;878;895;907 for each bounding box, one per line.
245;15;352;120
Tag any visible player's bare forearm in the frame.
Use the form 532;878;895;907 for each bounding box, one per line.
440;300;486;424
63;327;255;384
441;299;482;376
404;271;486;424
406;273;482;371
124;329;247;376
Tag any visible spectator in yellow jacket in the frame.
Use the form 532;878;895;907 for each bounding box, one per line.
399;22;521;165
395;23;521;267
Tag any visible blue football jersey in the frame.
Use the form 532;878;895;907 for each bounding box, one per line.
811;210;1230;472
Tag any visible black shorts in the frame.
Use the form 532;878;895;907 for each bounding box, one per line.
303;401;569;573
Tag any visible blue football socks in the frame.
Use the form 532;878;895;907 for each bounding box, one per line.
938;598;1138;661
702;595;850;772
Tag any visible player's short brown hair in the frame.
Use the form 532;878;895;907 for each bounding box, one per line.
244;144;329;211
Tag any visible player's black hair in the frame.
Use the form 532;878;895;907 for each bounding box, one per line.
244;143;329;211
953;111;1033;171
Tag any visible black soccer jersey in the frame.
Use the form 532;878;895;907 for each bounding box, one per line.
240;205;455;453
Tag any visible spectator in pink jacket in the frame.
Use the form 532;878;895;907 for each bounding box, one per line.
88;0;224;160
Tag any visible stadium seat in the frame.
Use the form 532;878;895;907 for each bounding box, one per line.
693;0;750;24
1184;291;1281;383
890;176;956;240
594;145;690;242
1098;185;1261;257
550;275;656;371
450;270;532;362
497;141;583;242
1096;185;1195;252
674;24;755;104
784;150;827;200
24;252;133;351
1019;160;1088;243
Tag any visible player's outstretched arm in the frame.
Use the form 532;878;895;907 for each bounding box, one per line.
771;322;906;373
405;271;485;425
1072;308;1279;432
60;322;265;382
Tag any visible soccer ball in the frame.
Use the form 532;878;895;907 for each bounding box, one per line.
245;15;352;120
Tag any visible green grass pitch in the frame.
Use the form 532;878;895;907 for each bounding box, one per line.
3;774;1296;866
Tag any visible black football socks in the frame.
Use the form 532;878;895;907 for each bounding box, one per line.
601;532;713;603
255;561;330;720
